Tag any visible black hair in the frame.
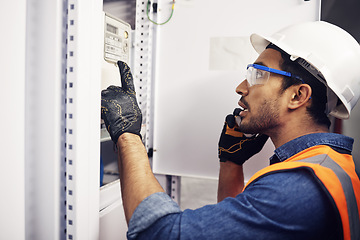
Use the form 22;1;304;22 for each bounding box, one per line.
266;44;331;128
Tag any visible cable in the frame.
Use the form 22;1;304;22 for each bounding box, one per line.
147;0;175;25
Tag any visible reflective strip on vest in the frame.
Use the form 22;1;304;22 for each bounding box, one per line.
297;154;360;240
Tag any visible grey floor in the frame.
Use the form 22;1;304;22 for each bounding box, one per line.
180;176;218;210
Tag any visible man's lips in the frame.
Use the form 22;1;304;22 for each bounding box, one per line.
238;100;248;112
238;100;249;117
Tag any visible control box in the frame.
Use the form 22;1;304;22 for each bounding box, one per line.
103;13;131;64
101;12;131;91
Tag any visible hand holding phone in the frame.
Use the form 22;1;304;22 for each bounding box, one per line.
218;108;268;165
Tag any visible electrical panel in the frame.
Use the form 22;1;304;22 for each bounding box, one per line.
101;13;131;91
103;13;131;65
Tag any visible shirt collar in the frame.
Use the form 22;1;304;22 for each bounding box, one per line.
270;133;354;165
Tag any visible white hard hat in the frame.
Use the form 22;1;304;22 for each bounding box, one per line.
250;21;360;119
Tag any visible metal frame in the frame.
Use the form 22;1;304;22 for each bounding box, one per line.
133;0;183;208
169;176;181;205
65;0;103;239
133;0;155;153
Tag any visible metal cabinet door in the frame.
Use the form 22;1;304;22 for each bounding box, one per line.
152;0;321;180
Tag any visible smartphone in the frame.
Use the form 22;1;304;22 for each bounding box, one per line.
234;110;256;138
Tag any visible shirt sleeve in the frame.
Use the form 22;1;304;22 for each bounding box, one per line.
127;192;181;239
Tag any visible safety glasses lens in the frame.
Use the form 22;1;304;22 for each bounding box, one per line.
246;67;269;86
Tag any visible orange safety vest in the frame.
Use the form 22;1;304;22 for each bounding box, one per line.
244;145;360;240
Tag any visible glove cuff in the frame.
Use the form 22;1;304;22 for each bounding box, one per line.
219;158;229;163
112;131;142;144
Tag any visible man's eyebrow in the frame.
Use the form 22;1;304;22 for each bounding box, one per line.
253;61;268;67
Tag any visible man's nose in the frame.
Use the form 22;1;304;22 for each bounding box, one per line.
236;80;249;96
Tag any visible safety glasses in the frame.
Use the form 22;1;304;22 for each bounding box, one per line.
246;64;304;87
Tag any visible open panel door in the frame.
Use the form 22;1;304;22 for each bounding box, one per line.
152;0;321;180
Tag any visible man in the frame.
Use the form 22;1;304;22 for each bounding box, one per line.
101;21;360;239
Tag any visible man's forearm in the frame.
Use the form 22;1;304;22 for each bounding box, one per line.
117;133;165;223
217;161;244;202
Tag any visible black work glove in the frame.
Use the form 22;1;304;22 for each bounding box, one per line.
218;108;269;165
101;61;142;143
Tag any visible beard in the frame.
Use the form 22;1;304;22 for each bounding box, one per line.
238;98;281;134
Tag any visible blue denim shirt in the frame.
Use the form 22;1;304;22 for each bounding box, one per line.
127;133;353;240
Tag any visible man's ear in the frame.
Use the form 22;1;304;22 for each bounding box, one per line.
288;84;312;110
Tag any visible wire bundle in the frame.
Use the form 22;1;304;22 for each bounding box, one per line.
147;0;175;25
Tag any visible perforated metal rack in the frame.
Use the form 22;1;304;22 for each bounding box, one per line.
133;0;155;153
64;0;103;239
